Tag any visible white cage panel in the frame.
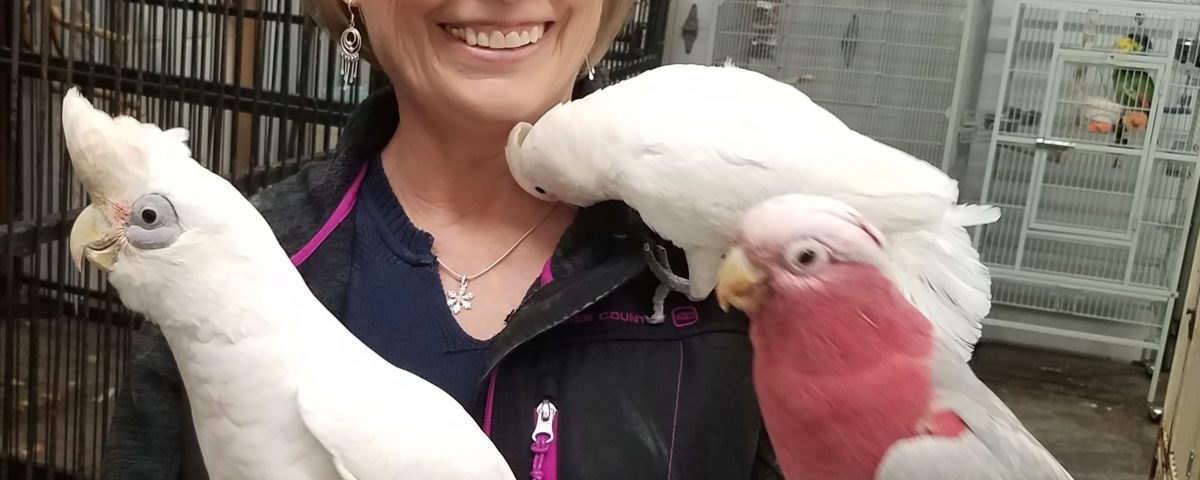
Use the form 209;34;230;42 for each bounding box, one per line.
1059;9;1177;57
979;0;1200;403
663;0;991;172
1020;235;1131;281
1133;158;1198;288
1032;150;1142;235
977;143;1036;267
991;7;1058;139
1156;23;1200;155
991;277;1166;330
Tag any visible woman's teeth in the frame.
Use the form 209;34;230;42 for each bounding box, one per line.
445;24;544;49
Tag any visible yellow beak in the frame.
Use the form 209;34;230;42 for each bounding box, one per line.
69;204;121;273
715;247;766;313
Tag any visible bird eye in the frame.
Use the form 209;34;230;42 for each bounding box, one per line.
782;239;829;274
125;193;182;250
130;194;174;229
140;208;158;225
534;186;547;195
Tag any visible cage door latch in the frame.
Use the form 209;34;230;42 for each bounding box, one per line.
1034;137;1076;163
1034;137;1076;150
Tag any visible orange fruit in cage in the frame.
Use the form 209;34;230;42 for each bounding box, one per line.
1124;110;1149;130
1088;121;1113;134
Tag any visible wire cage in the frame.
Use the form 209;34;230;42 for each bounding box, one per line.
600;0;674;82
659;0;992;177
0;0;670;479
976;0;1200;404
2;0;370;478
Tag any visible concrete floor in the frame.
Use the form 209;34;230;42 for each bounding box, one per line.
971;342;1160;480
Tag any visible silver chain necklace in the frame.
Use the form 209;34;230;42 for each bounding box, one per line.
437;204;558;315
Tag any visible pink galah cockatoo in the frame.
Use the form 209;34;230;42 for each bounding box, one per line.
713;194;1074;480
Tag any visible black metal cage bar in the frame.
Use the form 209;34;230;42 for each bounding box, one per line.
1;0;670;478
3;1;371;478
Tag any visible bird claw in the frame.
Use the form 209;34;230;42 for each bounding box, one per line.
649;283;669;324
643;243;691;324
643;243;691;293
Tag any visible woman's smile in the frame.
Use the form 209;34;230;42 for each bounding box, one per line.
437;21;555;67
441;22;551;49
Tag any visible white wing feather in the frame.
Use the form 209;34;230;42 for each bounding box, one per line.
876;342;1074;480
882;205;999;361
296;333;517;480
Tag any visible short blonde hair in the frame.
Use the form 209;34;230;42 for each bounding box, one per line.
307;0;635;68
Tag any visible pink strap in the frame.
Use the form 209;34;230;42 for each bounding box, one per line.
483;371;499;437
290;163;369;267
539;259;555;286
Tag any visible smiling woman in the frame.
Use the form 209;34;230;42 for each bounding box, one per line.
96;0;784;477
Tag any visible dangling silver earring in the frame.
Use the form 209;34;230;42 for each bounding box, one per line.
338;1;363;90
585;58;596;81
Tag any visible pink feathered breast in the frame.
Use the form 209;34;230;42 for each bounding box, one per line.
748;263;947;480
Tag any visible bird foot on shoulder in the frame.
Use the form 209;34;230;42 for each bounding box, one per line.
643;243;693;324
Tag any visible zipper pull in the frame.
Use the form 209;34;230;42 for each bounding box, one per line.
532;399;558;442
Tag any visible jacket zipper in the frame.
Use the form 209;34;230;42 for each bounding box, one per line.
529;399;558;480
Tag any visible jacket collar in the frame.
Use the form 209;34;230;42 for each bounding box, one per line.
261;78;664;380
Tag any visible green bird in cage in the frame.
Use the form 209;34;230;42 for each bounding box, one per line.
1112;33;1155;131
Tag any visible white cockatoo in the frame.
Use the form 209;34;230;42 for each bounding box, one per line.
504;63;999;361
63;87;516;480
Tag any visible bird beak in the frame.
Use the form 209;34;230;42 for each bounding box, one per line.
505;122;533;163
69;204;121;273
62;87;130;274
716;247;766;313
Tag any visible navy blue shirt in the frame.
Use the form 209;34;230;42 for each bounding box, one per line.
343;156;491;406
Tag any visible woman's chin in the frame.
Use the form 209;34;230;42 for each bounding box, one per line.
446;82;568;126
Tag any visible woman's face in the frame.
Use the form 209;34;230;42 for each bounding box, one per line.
357;0;603;126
